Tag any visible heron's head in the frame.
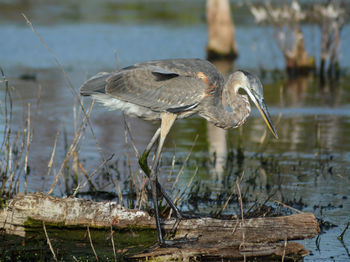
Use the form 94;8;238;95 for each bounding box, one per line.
229;70;278;139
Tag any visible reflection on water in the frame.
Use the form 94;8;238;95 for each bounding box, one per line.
206;59;234;178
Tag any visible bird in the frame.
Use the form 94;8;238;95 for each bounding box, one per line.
80;58;278;246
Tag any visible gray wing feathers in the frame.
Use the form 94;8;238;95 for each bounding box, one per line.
105;67;206;112
80;61;208;113
80;72;111;96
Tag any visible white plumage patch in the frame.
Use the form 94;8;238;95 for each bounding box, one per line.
91;93;160;120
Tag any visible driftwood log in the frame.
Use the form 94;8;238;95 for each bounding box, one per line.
0;193;319;260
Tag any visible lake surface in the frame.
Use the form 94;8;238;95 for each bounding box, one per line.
0;1;350;261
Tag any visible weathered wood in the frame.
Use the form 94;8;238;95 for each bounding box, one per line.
0;192;154;237
0;193;319;260
133;242;309;261
206;0;238;59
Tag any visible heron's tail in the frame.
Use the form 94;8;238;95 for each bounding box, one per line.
80;72;111;96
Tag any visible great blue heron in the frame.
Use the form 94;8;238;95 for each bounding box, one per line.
80;58;278;246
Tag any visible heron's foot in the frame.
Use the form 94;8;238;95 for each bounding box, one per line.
166;213;200;241
144;235;199;253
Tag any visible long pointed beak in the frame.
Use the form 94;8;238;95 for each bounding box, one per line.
248;91;278;139
255;98;278;139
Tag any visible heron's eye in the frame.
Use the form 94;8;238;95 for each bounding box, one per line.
237;87;247;95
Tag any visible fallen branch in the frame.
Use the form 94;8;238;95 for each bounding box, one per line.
0;193;319;260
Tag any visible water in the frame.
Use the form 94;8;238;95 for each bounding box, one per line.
0;1;350;260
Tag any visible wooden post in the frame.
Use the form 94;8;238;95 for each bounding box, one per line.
285;28;315;77
206;0;238;60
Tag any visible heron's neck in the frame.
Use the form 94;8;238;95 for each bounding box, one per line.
200;83;251;130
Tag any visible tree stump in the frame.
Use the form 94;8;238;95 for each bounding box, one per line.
206;0;238;60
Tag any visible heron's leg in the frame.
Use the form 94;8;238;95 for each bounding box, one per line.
149;113;178;245
138;128;161;173
138;128;183;219
149;113;199;246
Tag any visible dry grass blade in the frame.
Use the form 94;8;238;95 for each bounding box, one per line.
5;145;13;194
0;69;33;198
42;222;58;262
0;69;12;196
273;199;303;214
236;173;246;262
47;101;94;195
46;130;60;178
281;237;287;262
172;166;198;214
110;226;117;262
123;114;144;205
21;13;111;181
33;84;42;123
72;153;114;197
87;226;99;261
171;134;198;192
117;181;123;206
220;185;236;214
168;149;176;178
0;68;12;155
337;222;349;241
138;177;148;210
236;180;244;222
108;201;117;262
245;191;276;217
122;114;140;158
24;103;31;194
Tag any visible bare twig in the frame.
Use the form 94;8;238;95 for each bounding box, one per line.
42;222;58;262
281;236;287;262
72;153;114;197
236;180;244;221
273;199;303;214
171;134;198;191
110;223;117;261
87;226;99;261
46;130;60;178
220;185;236;214
47;101;94;194
122;114;140;159
21;13;111;182
24;103;31;194
236;173;246;262
122;114;139;205
173;166;198;213
117;181;123;206
338;222;349;241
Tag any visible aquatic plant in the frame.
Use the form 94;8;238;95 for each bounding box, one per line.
0;69;34;201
